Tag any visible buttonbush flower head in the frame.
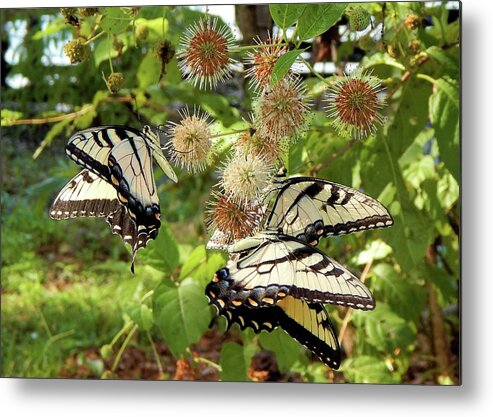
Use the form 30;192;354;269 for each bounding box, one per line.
254;76;310;142
206;190;263;245
166;108;214;173
346;6;372;32
325;69;385;140
178;17;236;90
64;38;90;64
105;72;124;94
220;153;273;204
235;130;283;165
245;36;288;91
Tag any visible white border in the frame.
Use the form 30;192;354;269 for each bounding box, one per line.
2;0;492;416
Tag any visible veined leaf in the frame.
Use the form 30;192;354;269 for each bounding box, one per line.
100;7;132;34
152;278;211;358
270;49;306;84
296;3;347;40
220;341;258;382
259;327;306;372
343;355;401;384
138;220;179;273
269;4;306;29
429;76;460;182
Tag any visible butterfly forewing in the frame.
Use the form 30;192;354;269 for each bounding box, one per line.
264;177;393;244
65;126;140;181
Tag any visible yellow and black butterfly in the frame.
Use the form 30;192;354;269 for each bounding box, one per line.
50;125;177;271
206;175;393;368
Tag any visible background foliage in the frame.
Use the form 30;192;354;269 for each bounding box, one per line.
1;1;459;384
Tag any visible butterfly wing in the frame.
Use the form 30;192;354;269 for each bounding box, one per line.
50;169;120;219
215;297;340;369
206;233;374;311
65;126;145;182
263;177;393;245
50;169;147;266
107;136;161;259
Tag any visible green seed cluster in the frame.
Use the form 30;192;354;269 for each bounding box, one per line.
106;72;124;94
347;6;371;32
63;38;90;64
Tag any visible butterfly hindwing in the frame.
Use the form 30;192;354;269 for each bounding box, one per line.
206;233;375;311
50;169;120;220
263;177;393;245
216;297;341;369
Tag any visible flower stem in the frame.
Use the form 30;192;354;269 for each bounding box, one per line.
146;331;164;376
84;30;104;45
111;323;138;373
300;56;334;86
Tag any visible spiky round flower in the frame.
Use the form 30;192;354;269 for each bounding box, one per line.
405;13;421;30
235;130;284;165
347;6;371;32
166;108;214;173
178;17;236;90
220;153;273;204
254;76;310;141
245;37;288;90
206;190;263;244
106;72;124;94
326;69;385;140
64;38;89;64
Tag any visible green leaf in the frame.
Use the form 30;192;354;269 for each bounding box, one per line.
372;263;426;322
351;240;392;266
269;4;306;29
126;303;153;331
178;245;207;281
429;76;459;182
138;220;179;272
270;49;306;84
137;53;161;88
296;3;347;40
353;304;416;353
152;278;211;358
100;7;132;35
259;327;306;372
32;117;74;160
220;341;258;382
343;355;401;384
94;37;127;68
436;169;459;210
426;46;459;78
361;52;406;71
